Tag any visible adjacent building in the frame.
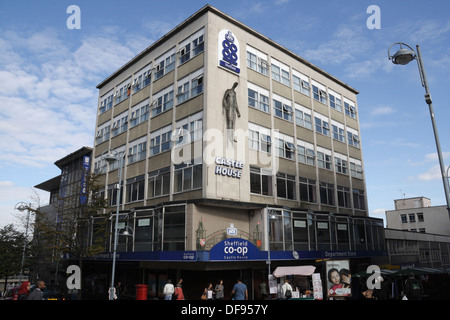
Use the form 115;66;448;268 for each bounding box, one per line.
84;5;385;299
386;197;450;236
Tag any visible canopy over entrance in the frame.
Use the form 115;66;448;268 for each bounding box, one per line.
273;265;316;277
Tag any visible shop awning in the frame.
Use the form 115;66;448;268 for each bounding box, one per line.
273;265;316;277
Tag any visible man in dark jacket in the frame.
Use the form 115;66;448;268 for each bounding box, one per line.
404;273;422;300
27;281;46;300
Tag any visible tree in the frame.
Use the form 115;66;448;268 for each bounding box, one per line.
30;171;109;298
0;224;27;290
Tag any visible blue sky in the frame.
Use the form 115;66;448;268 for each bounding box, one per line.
1;0;449;228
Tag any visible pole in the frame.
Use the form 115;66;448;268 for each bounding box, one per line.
19;206;31;282
109;154;123;300
415;45;450;218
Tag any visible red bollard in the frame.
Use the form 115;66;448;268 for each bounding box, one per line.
135;284;148;300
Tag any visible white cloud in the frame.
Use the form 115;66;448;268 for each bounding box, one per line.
418;164;442;181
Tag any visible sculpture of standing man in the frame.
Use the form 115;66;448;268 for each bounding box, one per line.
222;82;241;143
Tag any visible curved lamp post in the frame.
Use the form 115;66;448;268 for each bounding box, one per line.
102;149;126;300
14;202;31;282
388;43;450;217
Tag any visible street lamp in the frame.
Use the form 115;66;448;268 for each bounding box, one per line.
266;209;279;277
102;149;125;300
14;202;31;282
388;42;450;218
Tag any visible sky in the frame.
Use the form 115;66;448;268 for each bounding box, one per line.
0;0;449;229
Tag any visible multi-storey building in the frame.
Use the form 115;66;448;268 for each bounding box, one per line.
86;5;385;299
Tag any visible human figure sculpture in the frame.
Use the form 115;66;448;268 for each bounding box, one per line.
222;82;241;143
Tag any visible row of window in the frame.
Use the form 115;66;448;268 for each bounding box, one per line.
250;166;366;210
96;68;204;146
248;82;360;148
100;163;202;207
400;212;425;223
248;123;363;178
247;45;357;119
99;28;205;115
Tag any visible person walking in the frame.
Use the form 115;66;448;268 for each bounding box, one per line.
404;273;423;300
163;279;175;300
27;280;46;300
204;283;214;300
17;281;30;300
281;279;293;300
231;279;248;300
174;282;185;300
214;280;224;300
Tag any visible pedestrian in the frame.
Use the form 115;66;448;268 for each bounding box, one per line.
260;280;268;300
17;281;31;300
174;282;185;300
115;281;124;300
281;279;293;300
204;283;214;300
214;280;224;300
403;273;423;300
231;279;248;300
27;280;46;300
163;279;175;300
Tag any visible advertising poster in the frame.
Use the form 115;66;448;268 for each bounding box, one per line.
326;260;351;299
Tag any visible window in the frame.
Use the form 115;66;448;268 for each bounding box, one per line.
248;123;272;153
350;159;363;179
311;80;327;104
177;69;204;104
295;104;312;130
152;85;174;117
150;125;172;156
112;111;128;137
408;213;416;223
337;185;351;208
317;147;332;170
347;128;360;148
148;167;170;198
250;166;273;196
271;59;290;86
132;65;152;93
96;121;110;145
163;205;186;251
174;111;203;146
174;162;202;192
320;182;334;206
315;115;330;136
335;153;348;175
276;172;296;200
329;89;343;112
297;140;315;166
275;134;295;160
99;90;114;114
179;28;204;64
126;175;145;203
248;83;270;113
154;48;176;80
417;212;424;222
400;214;407;223
107;183;123;206
292;70;310;96
246;46;268;75
299;178;316;203
128;137;147;164
273;94;293;122
130;100;150;128
344;98;357;119
353;189;366;210
114;79;131;104
332;121;345;143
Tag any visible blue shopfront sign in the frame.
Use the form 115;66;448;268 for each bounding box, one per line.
210;238;266;261
218;30;240;74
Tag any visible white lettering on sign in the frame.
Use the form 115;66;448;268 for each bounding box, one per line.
214;156;243;179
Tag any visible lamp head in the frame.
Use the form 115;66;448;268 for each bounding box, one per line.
104;153;117;164
391;47;416;65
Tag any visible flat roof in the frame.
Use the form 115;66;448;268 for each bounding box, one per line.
34;175;61;192
96;4;358;95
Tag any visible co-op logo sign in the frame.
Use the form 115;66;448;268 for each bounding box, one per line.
218;29;240;74
210;238;262;261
